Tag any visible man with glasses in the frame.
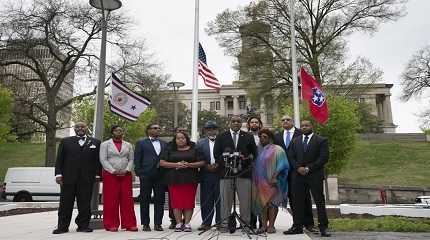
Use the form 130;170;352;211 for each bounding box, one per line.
53;122;101;234
274;116;317;235
214;115;257;230
134;123;167;231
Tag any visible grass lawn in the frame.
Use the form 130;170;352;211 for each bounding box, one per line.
0;143;45;182
339;139;430;188
330;216;430;232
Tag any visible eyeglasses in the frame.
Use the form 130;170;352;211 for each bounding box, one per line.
281;118;292;122
150;127;161;130
231;120;241;123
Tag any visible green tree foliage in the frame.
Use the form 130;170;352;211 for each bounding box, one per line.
277;96;360;174
207;0;403;99
356;101;384;133
73;97;156;144
0;85;14;142
196;110;230;135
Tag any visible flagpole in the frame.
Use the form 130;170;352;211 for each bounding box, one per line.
191;0;200;142
290;0;300;127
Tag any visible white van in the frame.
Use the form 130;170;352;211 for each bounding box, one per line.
3;167;141;202
3;167;60;202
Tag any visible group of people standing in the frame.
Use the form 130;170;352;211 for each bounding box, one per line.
52;115;330;237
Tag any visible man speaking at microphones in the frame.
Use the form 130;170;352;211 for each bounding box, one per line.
214;115;257;230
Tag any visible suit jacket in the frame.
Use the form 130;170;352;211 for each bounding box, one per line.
213;130;257;179
196;137;217;176
55;136;101;184
99;139;134;174
288;133;329;179
134;138;167;177
274;128;302;153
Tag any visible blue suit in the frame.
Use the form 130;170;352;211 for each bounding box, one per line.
134;138;167;226
196;138;221;226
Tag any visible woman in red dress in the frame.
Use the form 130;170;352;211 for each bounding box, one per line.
160;132;205;232
99;125;137;232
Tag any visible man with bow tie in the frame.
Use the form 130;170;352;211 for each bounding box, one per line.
134;123;167;231
287;120;331;237
53;122;101;234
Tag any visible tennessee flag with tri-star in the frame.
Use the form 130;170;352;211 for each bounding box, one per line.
300;67;329;124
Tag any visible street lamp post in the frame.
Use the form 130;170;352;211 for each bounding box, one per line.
89;0;122;228
167;81;185;129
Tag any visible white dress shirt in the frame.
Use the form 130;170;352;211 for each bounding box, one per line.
149;137;161;155
283;127;296;146
209;139;216;164
302;132;314;144
230;129;239;148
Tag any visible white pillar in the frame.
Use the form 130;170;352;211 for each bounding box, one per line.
383;94;394;124
219;96;226;116
233;95;239;115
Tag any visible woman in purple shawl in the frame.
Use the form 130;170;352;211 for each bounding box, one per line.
252;128;289;234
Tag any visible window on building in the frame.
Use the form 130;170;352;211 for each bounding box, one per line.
198;102;202;111
266;113;273;125
216;101;220;110
227;100;233;110
239;97;246;110
210;102;215;111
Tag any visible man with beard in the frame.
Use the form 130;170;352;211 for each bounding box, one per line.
274;115;317;234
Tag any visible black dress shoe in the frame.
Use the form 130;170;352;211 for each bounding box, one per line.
197;225;211;231
142;225;151;231
320;228;332;237
52;228;69;234
154;225;163;231
305;225;320;234
283;226;303;235
76;227;93;233
168;222;176;229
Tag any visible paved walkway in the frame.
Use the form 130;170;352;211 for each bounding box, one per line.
310;232;430;240
0;205;310;240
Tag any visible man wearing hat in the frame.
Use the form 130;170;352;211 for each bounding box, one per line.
196;121;221;231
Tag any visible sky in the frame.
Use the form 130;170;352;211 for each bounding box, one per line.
118;0;430;133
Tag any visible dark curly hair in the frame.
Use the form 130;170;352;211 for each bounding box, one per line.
170;131;192;151
258;128;275;142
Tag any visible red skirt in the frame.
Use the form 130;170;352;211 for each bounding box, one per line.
168;183;198;210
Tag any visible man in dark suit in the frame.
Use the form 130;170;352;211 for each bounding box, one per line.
134;123;167;232
196;121;221;230
214;115;257;227
53;122;101;234
274;115;316;234
287;120;331;237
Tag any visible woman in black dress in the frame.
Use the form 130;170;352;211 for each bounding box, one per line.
159;132;205;232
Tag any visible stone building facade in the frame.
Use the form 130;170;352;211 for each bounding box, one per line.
174;83;397;132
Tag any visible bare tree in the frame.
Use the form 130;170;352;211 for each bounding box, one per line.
0;0;130;166
207;0;406;99
400;45;430;101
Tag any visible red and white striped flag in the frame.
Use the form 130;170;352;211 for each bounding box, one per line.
198;43;221;90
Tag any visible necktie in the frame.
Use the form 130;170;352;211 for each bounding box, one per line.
303;135;309;152
233;132;238;148
285;131;291;148
151;138;158;142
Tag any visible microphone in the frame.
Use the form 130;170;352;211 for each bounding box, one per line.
223;147;232;169
232;151;240;174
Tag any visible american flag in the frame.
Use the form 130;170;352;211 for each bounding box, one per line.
198;43;220;90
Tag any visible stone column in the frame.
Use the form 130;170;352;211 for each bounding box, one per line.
233;95;239;115
383;94;394;124
260;98;267;125
219;96;226;116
